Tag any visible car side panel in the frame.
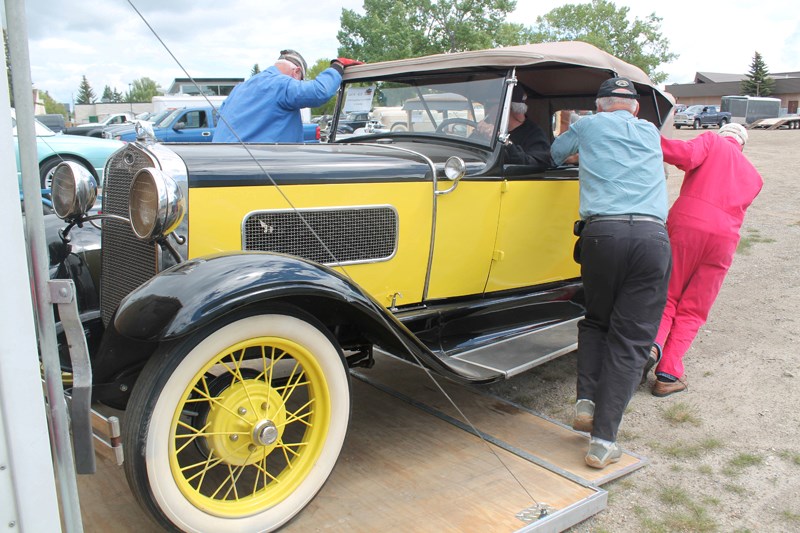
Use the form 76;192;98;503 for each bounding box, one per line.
187;182;433;306
486;178;580;292
426;180;502;300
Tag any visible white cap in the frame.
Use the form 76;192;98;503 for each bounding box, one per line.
719;122;748;146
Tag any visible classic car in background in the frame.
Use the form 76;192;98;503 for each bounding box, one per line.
48;41;672;532
12;109;125;188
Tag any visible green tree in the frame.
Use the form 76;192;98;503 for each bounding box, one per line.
112;88;124;103
40;90;67;117
128;77;162;102
4;29;12;107
741;51;774;97
101;85;114;102
76;75;96;104
529;0;677;84
250;64;261;77
337;0;518;63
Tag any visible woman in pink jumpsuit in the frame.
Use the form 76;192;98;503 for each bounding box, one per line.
652;124;763;396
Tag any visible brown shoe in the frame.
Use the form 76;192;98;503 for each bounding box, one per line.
652;377;687;397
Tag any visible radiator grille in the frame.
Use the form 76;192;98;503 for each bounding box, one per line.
243;207;397;265
100;146;160;326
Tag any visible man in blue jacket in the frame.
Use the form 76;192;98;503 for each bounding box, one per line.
213;49;361;143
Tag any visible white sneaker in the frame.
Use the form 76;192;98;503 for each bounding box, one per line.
585;438;622;469
572;399;594;432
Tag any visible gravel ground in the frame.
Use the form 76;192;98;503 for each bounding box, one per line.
487;126;800;533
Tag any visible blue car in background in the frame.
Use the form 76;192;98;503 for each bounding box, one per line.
111;106;321;143
13;110;125;189
112;107;217;143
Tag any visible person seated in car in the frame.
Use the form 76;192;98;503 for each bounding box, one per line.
474;85;553;171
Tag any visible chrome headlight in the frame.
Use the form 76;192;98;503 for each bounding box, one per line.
51;161;97;220
444;156;466;181
129;168;185;240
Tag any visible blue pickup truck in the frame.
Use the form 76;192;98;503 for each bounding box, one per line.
111;106;320;143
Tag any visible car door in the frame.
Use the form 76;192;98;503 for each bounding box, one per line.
424;177;503;301
484;174;580;293
162;109;214;142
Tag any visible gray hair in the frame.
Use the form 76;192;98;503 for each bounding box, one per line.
596;96;637;113
510;102;528;115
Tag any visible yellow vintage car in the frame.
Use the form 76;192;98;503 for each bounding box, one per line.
48;41;672;532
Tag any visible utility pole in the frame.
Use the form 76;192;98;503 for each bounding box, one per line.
128;82;133;113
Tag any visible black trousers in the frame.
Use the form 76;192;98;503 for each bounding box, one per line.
577;219;672;442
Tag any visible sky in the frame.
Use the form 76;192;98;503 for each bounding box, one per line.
2;0;799;105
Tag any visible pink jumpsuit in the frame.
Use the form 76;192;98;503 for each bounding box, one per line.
655;133;763;378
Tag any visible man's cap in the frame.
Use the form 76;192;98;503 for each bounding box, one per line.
597;77;639;99
512;84;527;103
719;122;748;146
279;49;307;80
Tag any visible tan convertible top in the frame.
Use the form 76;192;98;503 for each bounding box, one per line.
342;41;672;126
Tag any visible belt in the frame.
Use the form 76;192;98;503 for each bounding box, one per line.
585;214;664;225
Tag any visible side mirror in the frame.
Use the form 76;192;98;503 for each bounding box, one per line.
173;122;185;131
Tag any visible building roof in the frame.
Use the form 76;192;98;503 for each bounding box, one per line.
166;77;244;95
667;72;800;98
695;72;745;83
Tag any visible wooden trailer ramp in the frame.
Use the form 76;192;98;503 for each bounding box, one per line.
76;353;646;532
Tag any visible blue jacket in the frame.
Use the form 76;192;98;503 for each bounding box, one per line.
213;66;341;143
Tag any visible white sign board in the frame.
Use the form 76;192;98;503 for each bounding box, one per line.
343;86;376;113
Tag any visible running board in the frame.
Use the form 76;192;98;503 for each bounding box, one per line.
450;318;579;378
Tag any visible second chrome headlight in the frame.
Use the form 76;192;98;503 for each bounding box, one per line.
129;168;185;240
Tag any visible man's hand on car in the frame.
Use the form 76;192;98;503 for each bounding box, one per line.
333;57;364;67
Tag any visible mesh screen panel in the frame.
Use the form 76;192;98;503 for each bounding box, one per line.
243;207;397;265
100;147;160;326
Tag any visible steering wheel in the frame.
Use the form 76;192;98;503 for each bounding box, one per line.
436;118;478;136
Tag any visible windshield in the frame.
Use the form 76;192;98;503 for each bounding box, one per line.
150;109;176;127
156;108;184;128
335;72;506;147
684;105;705;114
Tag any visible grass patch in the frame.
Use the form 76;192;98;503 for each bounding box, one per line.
782;510;800;522
729;453;764;468
661;438;723;459
660;485;692;506
662;504;717;532
778;450;800;465
698;464;714;475
663;402;702;426
723;483;747;495
738;229;776;254
721;465;741;477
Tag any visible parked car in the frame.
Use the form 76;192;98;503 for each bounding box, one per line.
101;108;178;140
12;110;124;188
110;107;321;143
35;113;67;133
673;104;732;129
46;41;672;532
63;112;136;137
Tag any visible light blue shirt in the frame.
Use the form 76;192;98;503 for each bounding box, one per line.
551;109;668;220
213;66;341;143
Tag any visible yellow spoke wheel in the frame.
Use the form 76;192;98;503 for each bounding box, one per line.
123;312;350;532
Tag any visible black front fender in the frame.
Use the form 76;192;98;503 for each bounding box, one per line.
113;252;502;384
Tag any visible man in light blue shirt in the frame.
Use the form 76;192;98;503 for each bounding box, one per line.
551;77;671;469
213;50;361;143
